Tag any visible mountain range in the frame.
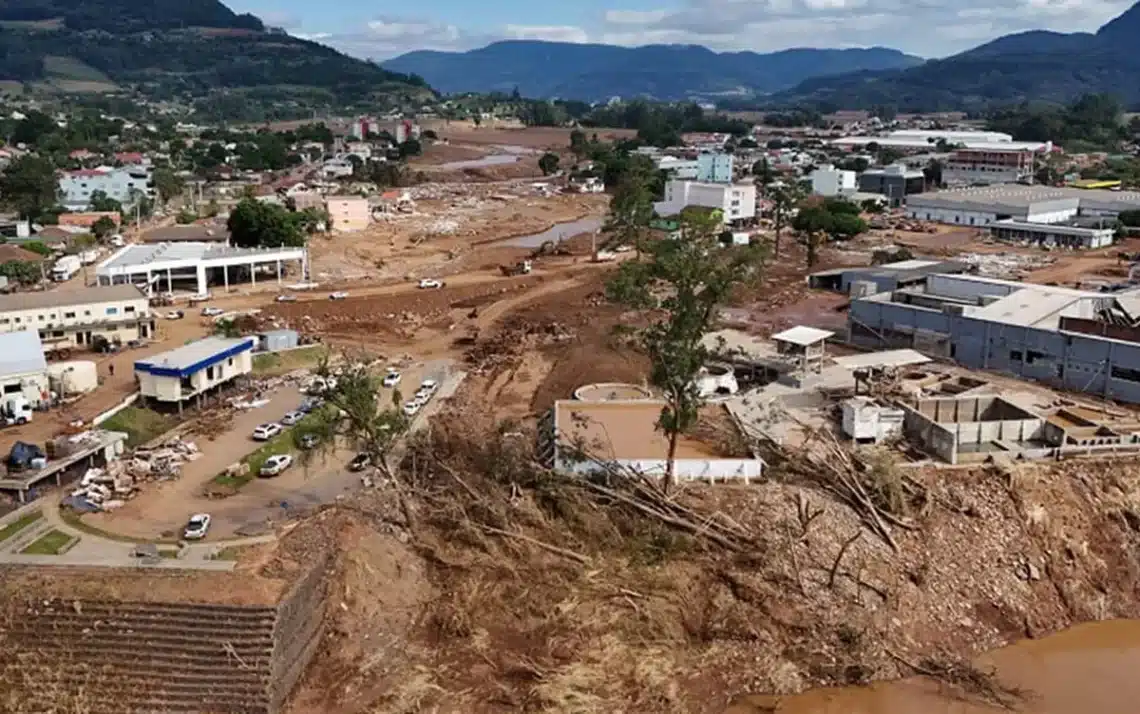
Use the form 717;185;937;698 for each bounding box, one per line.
382;42;923;102
772;1;1140;109
0;0;430;107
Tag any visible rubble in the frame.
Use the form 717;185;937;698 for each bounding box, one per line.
70;437;202;509
960;251;1056;279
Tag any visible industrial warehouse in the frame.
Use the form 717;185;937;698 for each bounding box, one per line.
95;242;308;295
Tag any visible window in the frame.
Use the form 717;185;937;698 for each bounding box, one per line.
1010;350;1023;361
1112;366;1140;383
84;310;91;316
0;319;8;325
206;366;215;380
3;384;19;395
13;318;20;324
37;315;44;322
125;306;135;314
106;307;118;315
52;331;64;337
64;312;75;318
227;358;233;367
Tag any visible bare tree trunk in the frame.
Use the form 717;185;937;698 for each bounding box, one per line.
774;209;783;259
664;428;680;494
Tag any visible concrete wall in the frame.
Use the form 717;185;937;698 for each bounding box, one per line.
558;456;763;482
904;408;959;463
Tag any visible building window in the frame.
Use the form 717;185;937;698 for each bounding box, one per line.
84;310;91;316
125;306;135;314
64;312;75;318
1112;366;1140;383
206;366;215;380
3;384;19;395
13;318;20;324
0;319;8;325
227;358;233;367
53;330;64;337
37;315;44;321
106;307;118;315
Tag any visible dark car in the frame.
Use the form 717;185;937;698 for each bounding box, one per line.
348;453;371;471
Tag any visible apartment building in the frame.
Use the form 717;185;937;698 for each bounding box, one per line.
943;145;1048;186
326;196;371;232
810;164;858;197
696;152;734;183
0;285;154;353
58;166;155;211
654;180;757;224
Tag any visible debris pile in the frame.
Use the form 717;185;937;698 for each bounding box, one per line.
68;437;200;509
960;252;1055;279
465;316;575;372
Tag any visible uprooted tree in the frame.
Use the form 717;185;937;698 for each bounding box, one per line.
606;210;767;491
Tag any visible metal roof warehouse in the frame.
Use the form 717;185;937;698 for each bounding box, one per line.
96;242;307;295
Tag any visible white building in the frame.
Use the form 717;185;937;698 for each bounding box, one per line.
135;336;255;410
810;164;857;197
899;185;1140;227
321;159;355;179
96;242;307;296
654;180;757;224
58;166;154;211
697;153;733;183
0;285;154;353
0;331;50;406
656;155;699;179
832;130;1047;153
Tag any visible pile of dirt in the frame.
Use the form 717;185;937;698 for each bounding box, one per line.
284;419;1140;714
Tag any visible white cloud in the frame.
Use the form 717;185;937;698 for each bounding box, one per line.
288;0;1135;61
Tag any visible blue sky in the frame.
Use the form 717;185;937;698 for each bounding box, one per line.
226;0;1136;59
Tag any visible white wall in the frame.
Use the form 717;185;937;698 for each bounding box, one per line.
1025;206;1079;224
906;206;998;226
557;455;763;482
811;167;856;197
0;370;50;406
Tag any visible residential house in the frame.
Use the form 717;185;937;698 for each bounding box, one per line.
58;166;155;211
135;336;255;411
326;196;371;232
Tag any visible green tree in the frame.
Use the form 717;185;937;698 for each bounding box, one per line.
91;215;117;239
153;167;184;204
0;155;58;220
22;241;51;257
605;161;654;258
752;158;776;193
0;260;43;286
227;198;304;248
569;129;588;161
398;139;422;158
538;152;560;176
88;190;122;214
792;203;832;268
768;182;805;260
828;212;869;240
176;208;197;224
605;211;766;491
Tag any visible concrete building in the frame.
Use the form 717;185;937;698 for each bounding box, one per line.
771;326;833;383
810;164;857;197
58;166;154;211
988;218;1115;250
832;130;1046;152
140;225;230;245
943;146;1046;186
135;336;255;411
0;285;154;353
541;398;763;482
848;273;1140;405
902;395;1049;465
858;164;926;206
0;331;50;406
842;397;905;444
696;152;733;183
809;259;970;296
656;155;699;179
96;243;307;296
326;196;371;232
654;180;756;224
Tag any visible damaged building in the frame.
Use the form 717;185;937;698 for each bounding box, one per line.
848;273;1140;405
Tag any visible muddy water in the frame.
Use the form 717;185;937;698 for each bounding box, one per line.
506;216;605;248
726;620;1140;714
437;144;534;170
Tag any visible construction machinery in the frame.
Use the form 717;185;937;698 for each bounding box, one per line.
499;260;533;277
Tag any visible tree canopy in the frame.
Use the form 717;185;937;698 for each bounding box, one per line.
226;198;305;249
0;155;58;220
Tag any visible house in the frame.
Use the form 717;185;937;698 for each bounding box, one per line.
58;166;155;211
654;180;757;224
139;225;230;245
326;196;371;232
135;336;255;411
321;159;355;179
0;285;154;353
0;330;50;406
113;152;148;165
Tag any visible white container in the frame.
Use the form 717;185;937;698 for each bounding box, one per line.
48;361;99;395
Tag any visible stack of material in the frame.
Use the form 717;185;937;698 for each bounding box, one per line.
126;437;201;482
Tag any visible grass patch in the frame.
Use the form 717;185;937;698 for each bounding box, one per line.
43;55;112;82
252;345;328;376
0;511;42;543
20;529;75;555
212;431;294;490
100;407;178;447
60;508;179;545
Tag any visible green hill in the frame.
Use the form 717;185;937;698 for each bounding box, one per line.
0;0;432;105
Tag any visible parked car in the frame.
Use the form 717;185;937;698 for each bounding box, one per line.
305;376;337;394
419;378;439;392
280;411;305;426
417;279;443;289
348;453;371;471
298;397;323;413
329;291;349;300
259;454;293;477
276;294;297;303
189;292;212;303
382;371;402;388
403;401;421;417
164;310;185;320
201;307;224;317
252;423;283;441
183;513;211;540
298;433;320;450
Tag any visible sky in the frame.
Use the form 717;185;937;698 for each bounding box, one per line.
226;0;1137;60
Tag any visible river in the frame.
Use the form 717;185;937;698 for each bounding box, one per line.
437;144;535;170
504;216;605;248
726;620;1140;713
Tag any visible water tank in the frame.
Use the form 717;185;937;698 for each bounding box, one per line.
48;361;99;395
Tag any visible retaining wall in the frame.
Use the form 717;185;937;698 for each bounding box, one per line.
0;553;331;713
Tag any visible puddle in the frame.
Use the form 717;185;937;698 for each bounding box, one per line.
505;217;605;248
726;620;1140;714
437;154;521;170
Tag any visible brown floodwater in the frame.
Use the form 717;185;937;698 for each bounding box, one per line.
725;620;1140;714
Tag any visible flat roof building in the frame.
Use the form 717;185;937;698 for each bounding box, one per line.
96;242;306;295
906;184;1140;228
988;218;1115;250
0;285;154;353
848;273;1140;404
858;164;926;206
809;259;970;295
135;336;255;411
0;331;50;406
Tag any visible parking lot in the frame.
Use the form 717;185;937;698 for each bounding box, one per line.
81;359;455;541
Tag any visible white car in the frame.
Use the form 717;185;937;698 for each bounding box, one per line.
190;292;212;302
164;310;184;320
183;513;211;540
306;376;338;395
417;378;439;396
252;423;283;441
280;411;304;426
403;401;421;417
200;307;224;317
276;294;297;303
259;454;293;477
382;371;402;388
329;291;349;300
418;279;443;289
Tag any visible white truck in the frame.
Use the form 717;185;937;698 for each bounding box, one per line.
79;249;100;265
52;255;82;282
0;396;33;426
